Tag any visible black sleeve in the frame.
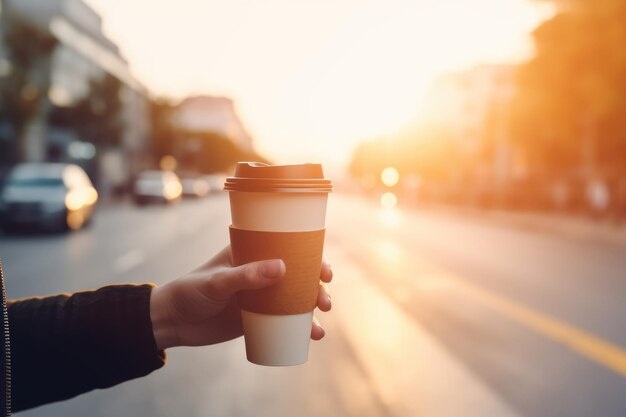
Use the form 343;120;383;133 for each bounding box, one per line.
8;284;166;412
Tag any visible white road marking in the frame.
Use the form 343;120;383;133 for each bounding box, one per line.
113;249;145;274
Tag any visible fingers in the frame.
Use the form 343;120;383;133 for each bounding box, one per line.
311;316;325;340
320;258;333;283
317;282;331;312
314;259;332;340
207;259;285;300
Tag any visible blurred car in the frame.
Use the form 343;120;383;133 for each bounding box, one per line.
203;173;227;193
133;170;182;205
180;175;210;198
0;163;98;232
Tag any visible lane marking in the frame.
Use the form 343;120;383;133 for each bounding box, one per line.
113;249;145;274
451;277;626;379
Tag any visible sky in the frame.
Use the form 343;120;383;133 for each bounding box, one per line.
85;0;553;173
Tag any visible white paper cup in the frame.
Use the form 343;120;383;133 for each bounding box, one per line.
225;163;331;366
241;310;314;366
229;191;328;232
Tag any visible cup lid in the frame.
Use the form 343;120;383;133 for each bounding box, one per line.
225;162;332;193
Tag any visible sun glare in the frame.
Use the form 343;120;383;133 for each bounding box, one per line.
87;0;553;165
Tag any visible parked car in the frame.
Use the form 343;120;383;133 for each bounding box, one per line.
203;173;227;193
0;163;98;232
180;174;210;198
133;170;182;205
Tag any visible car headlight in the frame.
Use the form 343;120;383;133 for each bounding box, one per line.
65;191;84;210
163;182;182;199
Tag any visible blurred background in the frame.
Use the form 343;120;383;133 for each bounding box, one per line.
1;0;626;416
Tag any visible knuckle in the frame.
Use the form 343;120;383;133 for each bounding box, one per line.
205;273;225;296
242;264;258;283
206;268;232;296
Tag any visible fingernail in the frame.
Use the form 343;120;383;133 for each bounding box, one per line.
261;260;285;279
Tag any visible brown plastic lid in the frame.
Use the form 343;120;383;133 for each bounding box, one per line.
224;162;332;193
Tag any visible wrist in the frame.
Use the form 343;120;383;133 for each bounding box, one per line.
150;284;178;350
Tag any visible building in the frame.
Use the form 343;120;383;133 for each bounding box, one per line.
423;64;519;186
423;64;516;154
0;0;149;192
171;95;254;152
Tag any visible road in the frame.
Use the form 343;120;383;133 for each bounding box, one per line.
2;193;626;417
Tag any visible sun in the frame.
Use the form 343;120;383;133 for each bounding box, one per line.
86;0;553;166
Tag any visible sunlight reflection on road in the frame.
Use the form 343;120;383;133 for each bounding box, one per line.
329;241;520;417
378;207;401;229
415;273;452;293
376;239;402;263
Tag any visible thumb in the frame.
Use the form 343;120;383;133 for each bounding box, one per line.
209;259;285;300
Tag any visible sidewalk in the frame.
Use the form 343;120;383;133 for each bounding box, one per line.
421;205;626;247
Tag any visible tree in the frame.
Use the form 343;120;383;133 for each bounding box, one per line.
0;15;58;161
177;130;269;174
349;125;460;184
510;0;626;180
148;98;176;162
149;97;270;173
49;73;124;148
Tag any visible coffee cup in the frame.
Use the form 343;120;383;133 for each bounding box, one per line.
225;162;332;366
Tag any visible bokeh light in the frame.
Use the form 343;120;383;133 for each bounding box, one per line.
380;192;398;209
381;167;400;187
159;155;177;171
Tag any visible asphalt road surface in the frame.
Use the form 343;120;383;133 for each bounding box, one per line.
2;193;625;417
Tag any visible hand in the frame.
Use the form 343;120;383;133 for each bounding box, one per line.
150;245;333;350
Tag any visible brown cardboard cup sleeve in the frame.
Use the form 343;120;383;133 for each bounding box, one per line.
229;226;326;315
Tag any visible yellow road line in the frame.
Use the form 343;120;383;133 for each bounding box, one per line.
343;231;626;379
452;277;626;378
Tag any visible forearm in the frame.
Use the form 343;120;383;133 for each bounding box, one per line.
8;284;165;412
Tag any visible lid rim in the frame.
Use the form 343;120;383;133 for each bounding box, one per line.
224;182;333;188
225;188;333;193
225;177;331;182
227;162;332;192
226;184;332;187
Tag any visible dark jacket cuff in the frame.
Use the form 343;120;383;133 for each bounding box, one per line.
86;284;166;386
9;284;166;411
